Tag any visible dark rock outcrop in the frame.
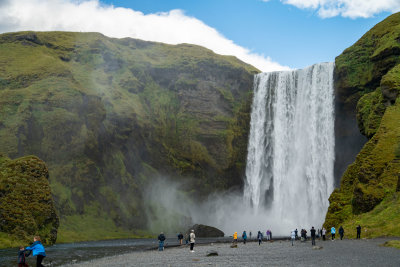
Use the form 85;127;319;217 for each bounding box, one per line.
188;224;224;237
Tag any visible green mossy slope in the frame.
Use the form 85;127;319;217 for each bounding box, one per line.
339;192;400;239
0;31;259;243
0;154;59;248
325;13;400;233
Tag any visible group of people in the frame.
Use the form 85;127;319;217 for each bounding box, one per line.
291;224;363;246
232;230;273;246
158;230;196;252
17;236;46;267
291;227;317;246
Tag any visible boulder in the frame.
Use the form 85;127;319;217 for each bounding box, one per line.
188;224;224;237
206;250;218;256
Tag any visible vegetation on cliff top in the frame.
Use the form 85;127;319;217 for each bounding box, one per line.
0;31;259;243
325;12;400;234
0;154;59;248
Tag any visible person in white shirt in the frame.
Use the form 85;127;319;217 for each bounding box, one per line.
189;230;196;252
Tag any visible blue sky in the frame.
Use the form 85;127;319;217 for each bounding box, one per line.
0;0;398;71
100;0;391;69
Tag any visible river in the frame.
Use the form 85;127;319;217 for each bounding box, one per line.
0;237;231;266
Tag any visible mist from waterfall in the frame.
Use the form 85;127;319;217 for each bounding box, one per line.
243;62;335;233
145;63;335;237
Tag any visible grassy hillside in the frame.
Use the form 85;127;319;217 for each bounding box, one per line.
324;12;400;235
0;31;259;243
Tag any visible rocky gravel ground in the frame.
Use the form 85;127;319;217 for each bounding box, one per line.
62;238;400;267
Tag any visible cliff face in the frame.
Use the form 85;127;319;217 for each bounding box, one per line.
0;154;59;247
0;31;259;240
325;13;400;236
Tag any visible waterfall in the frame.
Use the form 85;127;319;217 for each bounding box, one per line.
244;62;335;231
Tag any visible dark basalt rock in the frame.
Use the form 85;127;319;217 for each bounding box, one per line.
188;224;224;237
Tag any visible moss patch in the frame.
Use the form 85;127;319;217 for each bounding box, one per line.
382;240;400;249
337;192;400;239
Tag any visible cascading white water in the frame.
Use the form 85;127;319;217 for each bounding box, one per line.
244;62;335;232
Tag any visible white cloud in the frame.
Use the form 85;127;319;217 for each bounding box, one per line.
280;0;400;18
0;0;289;72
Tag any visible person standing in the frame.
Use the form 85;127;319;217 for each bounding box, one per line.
331;226;336;240
295;229;298;240
356;225;361;239
339;226;344;240
269;230;272;241
158;232;166;251
322;228;326;241
24;236;46;267
249;231;252;240
310;226;316;246
233;232;238;244
291;230;296;246
242;231;247;244
257;231;263;245
189;230;196;252
178;232;184;245
266;230;270;241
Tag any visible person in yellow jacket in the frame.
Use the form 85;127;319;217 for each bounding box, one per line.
233;232;238;244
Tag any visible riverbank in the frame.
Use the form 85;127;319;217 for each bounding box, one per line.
61;238;400;267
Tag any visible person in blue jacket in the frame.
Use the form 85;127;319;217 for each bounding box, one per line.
242;231;247;244
331;227;336;240
25;236;46;267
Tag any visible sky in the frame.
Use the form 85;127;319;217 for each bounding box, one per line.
0;0;399;71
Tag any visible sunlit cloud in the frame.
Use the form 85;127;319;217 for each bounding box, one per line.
264;0;400;18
